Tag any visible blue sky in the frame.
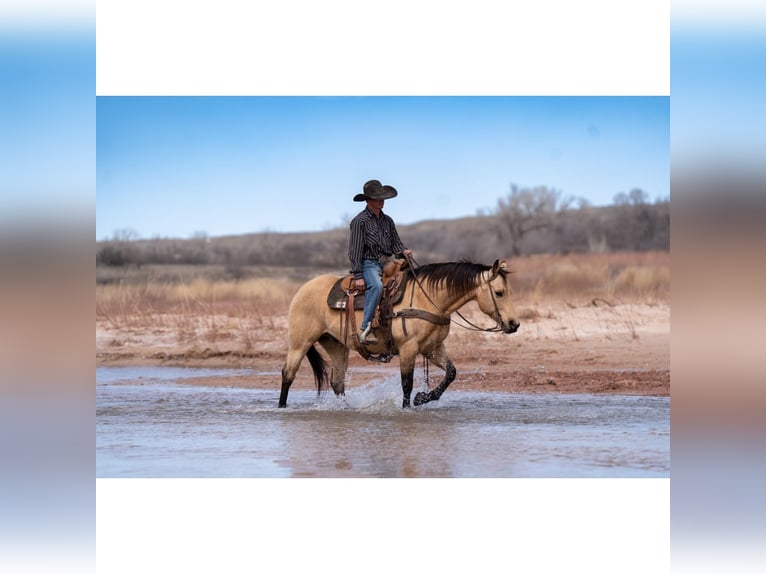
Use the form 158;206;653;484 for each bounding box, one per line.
671;24;766;168
96;96;669;239
0;25;94;219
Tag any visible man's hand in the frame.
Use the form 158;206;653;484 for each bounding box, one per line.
355;278;365;290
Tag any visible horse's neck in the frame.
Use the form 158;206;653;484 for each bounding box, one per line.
407;277;481;316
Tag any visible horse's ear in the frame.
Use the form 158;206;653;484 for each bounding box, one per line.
490;259;509;279
490;259;500;278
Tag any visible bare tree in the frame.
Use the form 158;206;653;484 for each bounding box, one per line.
614;188;649;206
495;185;564;256
609;188;667;250
112;228;139;241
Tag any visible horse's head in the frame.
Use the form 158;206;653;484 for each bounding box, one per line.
476;259;520;334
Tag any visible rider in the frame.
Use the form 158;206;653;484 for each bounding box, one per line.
348;179;413;344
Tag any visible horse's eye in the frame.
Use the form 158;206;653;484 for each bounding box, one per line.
494;290;504;298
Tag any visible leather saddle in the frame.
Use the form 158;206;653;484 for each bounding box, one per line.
326;259;409;311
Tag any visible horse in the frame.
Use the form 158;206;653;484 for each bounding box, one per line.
278;259;520;408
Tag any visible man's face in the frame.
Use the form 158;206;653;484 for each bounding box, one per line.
367;198;384;211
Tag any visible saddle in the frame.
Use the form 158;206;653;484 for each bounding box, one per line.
326;259;408;311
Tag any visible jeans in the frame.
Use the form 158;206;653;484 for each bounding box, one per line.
361;259;383;330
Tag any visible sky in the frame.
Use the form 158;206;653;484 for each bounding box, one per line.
96;96;669;240
671;25;766;170
0;20;94;221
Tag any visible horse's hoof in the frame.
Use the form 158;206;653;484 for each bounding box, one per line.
414;392;429;406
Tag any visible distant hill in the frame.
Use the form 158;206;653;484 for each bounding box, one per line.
97;201;669;270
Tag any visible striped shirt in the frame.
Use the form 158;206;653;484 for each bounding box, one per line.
348;207;406;278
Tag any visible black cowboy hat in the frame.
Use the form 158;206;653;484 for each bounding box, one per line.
353;179;398;202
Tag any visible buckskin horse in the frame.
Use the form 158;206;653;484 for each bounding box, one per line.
278;259;520;408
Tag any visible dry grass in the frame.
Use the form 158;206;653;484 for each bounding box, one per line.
509;251;670;303
96;252;669;353
96;277;299;348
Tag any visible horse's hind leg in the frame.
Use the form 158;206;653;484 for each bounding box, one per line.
317;334;349;396
279;346;309;408
414;343;456;406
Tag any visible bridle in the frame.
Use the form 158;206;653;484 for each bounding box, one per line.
404;254;506;333
452;270;505;333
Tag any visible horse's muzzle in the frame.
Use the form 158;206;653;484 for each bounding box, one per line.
502;319;520;334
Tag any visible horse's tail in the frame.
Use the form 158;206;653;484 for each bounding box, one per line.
306;344;328;395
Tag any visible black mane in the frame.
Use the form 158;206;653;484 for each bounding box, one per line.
409;260;499;297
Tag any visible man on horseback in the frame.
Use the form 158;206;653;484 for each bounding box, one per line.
348;179;413;344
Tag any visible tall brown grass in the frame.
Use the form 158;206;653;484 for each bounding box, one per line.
508;251;670;302
97;277;300;346
96;252;669;350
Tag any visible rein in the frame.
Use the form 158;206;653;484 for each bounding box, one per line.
403;254;504;333
452;276;504;333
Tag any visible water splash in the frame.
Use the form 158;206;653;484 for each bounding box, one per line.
309;374;405;413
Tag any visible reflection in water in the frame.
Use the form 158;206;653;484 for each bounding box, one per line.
275;409;459;477
97;367;669;478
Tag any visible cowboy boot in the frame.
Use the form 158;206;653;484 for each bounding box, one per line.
359;324;378;344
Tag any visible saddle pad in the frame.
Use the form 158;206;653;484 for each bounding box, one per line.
327;276;366;310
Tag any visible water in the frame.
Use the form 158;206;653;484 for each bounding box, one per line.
97;366;669;477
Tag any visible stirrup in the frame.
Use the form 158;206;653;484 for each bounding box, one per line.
360;324;377;344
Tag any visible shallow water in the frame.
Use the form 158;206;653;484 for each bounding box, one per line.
96;366;669;478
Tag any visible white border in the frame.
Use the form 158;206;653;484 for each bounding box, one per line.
97;478;669;574
96;0;669;96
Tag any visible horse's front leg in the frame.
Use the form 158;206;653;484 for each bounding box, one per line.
398;342;419;408
401;369;414;408
414;343;456;406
